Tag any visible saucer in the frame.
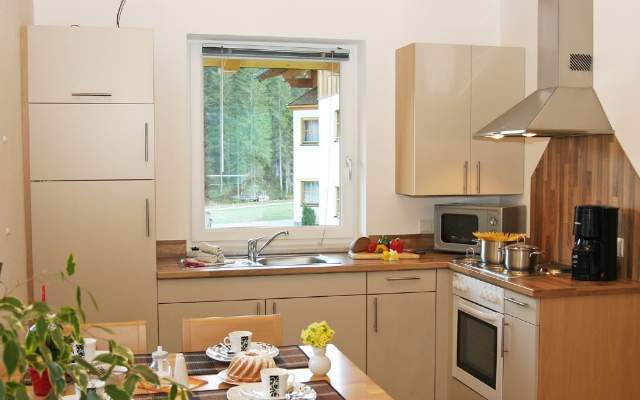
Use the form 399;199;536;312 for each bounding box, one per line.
207;342;279;362
238;382;317;400
217;369;257;386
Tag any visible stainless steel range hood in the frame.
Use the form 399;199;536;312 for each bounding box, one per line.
475;0;613;138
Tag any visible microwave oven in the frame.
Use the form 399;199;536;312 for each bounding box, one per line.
434;204;526;253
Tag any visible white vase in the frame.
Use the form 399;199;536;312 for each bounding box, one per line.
308;346;331;376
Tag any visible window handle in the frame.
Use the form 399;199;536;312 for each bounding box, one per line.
345;156;353;182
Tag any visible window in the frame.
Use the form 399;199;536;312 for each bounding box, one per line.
301;118;319;145
301;181;319;206
334;110;340;141
190;40;358;250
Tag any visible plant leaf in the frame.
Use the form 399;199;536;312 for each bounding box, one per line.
3;340;19;376
0;380;5;398
130;364;160;386
76;286;86;322
87;290;99;312
169;384;178;400
13;384;29;400
66;254;76;276
123;375;140;395
105;385;130;400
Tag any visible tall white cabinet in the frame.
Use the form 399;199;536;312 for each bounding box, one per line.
395;43;525;196
26;26;158;350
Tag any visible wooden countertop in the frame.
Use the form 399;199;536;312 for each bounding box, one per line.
157;252;640;298
157;252;452;279
449;261;640;298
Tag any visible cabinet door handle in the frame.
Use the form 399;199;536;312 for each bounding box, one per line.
145;198;150;237
71;92;112;97
386;276;421;281
501;320;510;357
345;156;353;182
256;302;261;315
476;161;481;194
505;297;529;307
373;297;378;333
463;161;468;193
144;122;149;162
272;301;277;314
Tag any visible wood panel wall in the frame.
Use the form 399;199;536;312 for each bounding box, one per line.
530;135;640;280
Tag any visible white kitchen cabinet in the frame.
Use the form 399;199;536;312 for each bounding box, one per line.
395;43;525;196
29;104;155;180
469;46;525;195
27;26;154;104
367;292;436;400
396;43;471;196
503;315;538;400
30;180;157;350
158;300;265;353
266;296;366;371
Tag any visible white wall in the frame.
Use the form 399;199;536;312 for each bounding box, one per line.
0;0;33;301
33;0;502;238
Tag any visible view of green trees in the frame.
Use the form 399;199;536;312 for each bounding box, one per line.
203;66;306;206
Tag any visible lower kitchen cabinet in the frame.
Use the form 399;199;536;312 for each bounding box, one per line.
503;315;538;400
367;292;436;400
266;296;366;371
158;300;263;352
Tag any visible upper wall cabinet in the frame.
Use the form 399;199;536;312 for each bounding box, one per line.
395;43;525;196
27;26;154;104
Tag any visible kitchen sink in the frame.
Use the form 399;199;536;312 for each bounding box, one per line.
257;254;341;267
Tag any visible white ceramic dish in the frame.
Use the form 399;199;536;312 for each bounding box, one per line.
206;342;279;362
226;382;317;400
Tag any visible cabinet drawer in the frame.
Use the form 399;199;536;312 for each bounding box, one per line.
367;270;436;294
28;26;153;103
504;290;538;325
29;104;154;180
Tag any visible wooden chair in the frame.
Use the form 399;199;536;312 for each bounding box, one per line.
82;320;147;354
182;314;283;352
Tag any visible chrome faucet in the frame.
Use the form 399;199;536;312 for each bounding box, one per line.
247;230;289;262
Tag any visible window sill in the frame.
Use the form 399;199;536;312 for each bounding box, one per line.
300;142;319;146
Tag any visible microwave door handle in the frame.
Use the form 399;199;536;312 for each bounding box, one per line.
458;303;498;323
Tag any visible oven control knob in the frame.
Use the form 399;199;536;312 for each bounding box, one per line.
488;217;498;227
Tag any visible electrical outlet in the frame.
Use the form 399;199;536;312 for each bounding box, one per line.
420;219;434;234
617;237;624;257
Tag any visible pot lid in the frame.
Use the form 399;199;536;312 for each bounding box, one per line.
505;243;540;251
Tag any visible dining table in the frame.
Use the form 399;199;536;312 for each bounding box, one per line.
26;344;392;399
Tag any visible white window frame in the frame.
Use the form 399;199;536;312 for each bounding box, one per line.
189;39;360;254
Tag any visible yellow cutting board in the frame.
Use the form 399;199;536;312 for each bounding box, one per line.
348;251;420;260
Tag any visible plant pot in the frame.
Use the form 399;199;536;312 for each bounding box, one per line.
308;347;331;376
28;367;52;397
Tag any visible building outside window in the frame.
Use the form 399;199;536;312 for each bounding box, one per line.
189;40;357;251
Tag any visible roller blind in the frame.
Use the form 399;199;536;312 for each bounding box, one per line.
202;44;350;61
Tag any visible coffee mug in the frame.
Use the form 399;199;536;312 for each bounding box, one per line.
261;368;295;399
83;338;97;362
223;330;252;353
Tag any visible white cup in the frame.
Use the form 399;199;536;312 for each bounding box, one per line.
223;330;252;353
83;338;97;362
260;368;295;399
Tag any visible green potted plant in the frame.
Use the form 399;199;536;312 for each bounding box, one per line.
0;255;185;399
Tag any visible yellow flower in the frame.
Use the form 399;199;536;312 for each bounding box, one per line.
300;321;335;348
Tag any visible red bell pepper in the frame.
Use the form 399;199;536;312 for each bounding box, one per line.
390;238;404;253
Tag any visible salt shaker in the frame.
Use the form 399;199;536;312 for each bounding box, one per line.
150;346;172;379
173;353;189;386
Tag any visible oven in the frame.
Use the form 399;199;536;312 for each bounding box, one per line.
452;272;505;400
434;203;526;253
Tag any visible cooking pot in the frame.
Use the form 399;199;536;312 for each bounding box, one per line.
502;243;542;271
477;239;511;265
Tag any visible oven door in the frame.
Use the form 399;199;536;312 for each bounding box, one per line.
452;296;503;400
434;208;489;252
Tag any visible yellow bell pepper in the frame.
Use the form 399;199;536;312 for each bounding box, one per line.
383;249;400;261
375;244;389;254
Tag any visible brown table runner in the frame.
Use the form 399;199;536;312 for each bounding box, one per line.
133;380;345;399
134;345;309;376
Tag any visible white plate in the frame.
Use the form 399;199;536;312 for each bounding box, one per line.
217;369;256;386
206;342;279;362
228;383;317;400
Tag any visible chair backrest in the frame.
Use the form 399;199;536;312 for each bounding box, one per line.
182;314;283;352
82;320;147;354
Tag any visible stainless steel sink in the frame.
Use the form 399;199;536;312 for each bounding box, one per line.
257;254;340;267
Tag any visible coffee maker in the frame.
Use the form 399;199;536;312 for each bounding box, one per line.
571;205;618;281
